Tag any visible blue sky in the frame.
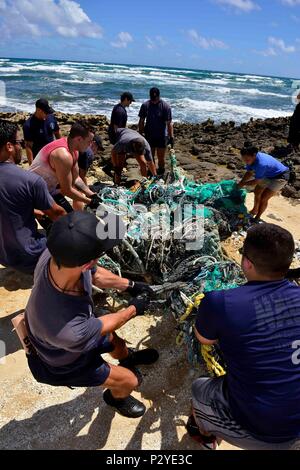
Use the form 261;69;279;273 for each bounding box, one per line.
0;0;300;77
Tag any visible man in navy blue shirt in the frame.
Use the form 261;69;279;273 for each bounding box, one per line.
78;135;104;185
238;142;289;222
139;88;173;175
108;92;135;145
190;223;300;450
23;98;61;165
0;120;65;274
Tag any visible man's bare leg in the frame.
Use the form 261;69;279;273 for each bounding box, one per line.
250;185;265;216
157;148;166;174
255;188;276;220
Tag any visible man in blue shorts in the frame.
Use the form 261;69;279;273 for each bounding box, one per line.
25;211;159;418
23;98;61;165
238;142;290;222
190;223;300;450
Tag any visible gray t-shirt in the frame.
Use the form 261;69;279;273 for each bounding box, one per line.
0;162;54;274
113;128;153;162
25;250;104;372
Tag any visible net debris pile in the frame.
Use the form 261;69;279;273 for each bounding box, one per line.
92;153;248;373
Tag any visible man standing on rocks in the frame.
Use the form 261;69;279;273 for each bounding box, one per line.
78;134;104;185
288;92;300;151
25;211;159;418
108;92;135;145
29;120;97;212
23;98;61;165
0;120;65;274
139;88;174;176
238;143;290;222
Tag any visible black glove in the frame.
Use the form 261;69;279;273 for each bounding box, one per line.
168;136;174;148
126;280;154;297
128;294;150;316
88;193;101;210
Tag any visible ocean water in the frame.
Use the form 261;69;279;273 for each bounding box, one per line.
0;57;297;124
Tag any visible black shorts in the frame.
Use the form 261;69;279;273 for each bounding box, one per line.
53;193;73;213
27;336;114;388
146;135;168;150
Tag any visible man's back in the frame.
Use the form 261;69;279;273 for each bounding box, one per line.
0;162;53;273
196;279;300;442
139;99;172;138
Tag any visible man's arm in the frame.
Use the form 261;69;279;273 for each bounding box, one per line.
25;141;34;166
167;121;174;139
52;150;92;204
139;117;145;135
148;160;157;176
194;327;217;346
99;306;137;336
72;163;95;197
54;130;62;139
43;202;66;221
238;171;255;188
92;267;130;291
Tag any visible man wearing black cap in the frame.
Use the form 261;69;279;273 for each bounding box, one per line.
139;88;173;175
25;211;158;418
23;98;61;165
78;134;105;185
108;92;135;145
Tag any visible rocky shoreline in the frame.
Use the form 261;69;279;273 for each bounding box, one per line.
1;111;299;199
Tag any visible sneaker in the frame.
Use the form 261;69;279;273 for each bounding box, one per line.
103;389;146;418
186;415;218;450
119;348;159;369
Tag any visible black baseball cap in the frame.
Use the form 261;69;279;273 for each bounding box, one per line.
121;92;135;102
47;211;126;268
150;87;160;100
93;135;104;151
36;98;55;114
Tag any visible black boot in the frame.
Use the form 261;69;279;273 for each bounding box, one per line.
103;389;146;418
119;348;159;369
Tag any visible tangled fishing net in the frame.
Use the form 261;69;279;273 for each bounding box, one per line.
90;150;249;376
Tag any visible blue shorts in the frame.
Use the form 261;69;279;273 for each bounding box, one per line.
27;336;114;388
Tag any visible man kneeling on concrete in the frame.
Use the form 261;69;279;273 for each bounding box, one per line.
25;211;159;418
190;224;300;450
112;128;157;185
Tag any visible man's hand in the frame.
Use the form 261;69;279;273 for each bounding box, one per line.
168;136;174;148
128;294;150;316
88;193;101;210
126;281;154;297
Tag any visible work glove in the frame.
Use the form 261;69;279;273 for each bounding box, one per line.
126;280;154;297
128;294;150;316
88;193;101;210
168;136;175;148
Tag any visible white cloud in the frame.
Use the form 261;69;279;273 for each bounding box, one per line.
111;32;133;48
187;29;228;49
269;36;296;53
281;0;300;5
145;35;167;50
257;36;297;56
214;0;260;12
0;0;103;39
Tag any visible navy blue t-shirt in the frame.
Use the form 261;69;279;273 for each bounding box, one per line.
23;114;59;158
108;104;128;143
25;250;104;372
139;100;172;140
195;280;300;442
0;162;54;274
78;147;94;171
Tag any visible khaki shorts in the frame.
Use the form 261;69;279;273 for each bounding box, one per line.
258;177;288;192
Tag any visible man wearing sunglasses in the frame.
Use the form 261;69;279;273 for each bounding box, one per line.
190;223;300;450
0;120;65;274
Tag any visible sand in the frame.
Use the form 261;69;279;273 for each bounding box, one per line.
0;192;299;451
